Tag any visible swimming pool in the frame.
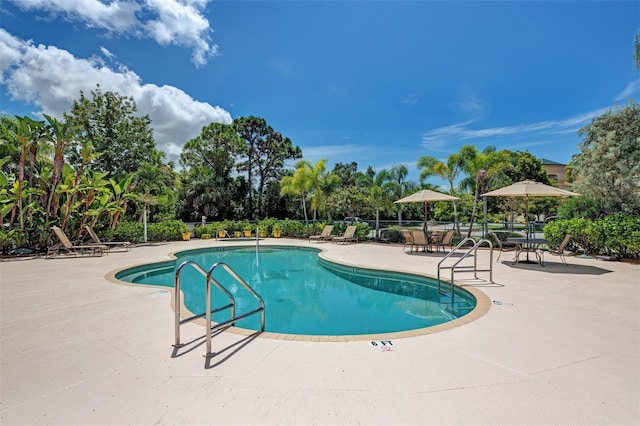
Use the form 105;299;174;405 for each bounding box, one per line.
115;246;476;336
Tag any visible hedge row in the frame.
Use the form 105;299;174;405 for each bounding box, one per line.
108;218;372;242
543;215;640;258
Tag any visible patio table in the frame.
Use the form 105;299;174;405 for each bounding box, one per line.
507;237;548;266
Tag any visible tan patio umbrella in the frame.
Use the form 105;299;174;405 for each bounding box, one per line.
481;180;580;239
394;189;459;234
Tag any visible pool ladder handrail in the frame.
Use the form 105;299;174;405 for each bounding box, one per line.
437;237;494;303
174;260;265;358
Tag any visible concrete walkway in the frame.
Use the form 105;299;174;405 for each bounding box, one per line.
1;239;638;425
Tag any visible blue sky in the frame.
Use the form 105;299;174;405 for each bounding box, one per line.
1;1;638;187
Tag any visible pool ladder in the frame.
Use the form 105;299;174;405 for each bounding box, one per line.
437;237;494;304
173;261;265;358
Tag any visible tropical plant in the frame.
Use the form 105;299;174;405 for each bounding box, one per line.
457;145;510;237
43;114;78;221
376;164;414;225
417;153;464;233
280;160;316;226
569;101;640;216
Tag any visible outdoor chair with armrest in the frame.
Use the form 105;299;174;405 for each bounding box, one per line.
401;229;413;252
47;226;106;258
333;225;358;244
309;225;334;243
489;232;516;262
410;230;428;253
434;230;455;253
85;225;132;252
538;234;573;265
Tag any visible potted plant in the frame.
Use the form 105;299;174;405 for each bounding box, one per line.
181;230;191;241
202;233;211;239
272;223;283;238
217;229;226;238
258;228;267;238
243;225;253;238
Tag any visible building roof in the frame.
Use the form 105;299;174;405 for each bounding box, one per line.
540;158;565;165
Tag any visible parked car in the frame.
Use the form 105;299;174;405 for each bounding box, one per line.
343;217;362;225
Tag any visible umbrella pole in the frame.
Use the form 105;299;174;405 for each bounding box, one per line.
526;196;530;262
423;202;432;252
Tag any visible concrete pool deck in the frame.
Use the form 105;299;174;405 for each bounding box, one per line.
1;238;638;425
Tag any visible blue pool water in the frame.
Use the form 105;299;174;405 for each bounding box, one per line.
116;246;476;336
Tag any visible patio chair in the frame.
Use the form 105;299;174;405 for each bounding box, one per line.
410;230;428;253
333;225;358;244
47;226;106;258
434;230;455;253
309;225;334;243
539;234;573;265
85;225;132;252
489;232;516;262
401;229;414;252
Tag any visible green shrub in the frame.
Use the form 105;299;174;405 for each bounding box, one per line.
383;227;404;243
147;219;190;241
114;219;190;242
257;218;278;235
276;219;305;237
112;221;143;243
544;215;640;257
0;227;26;254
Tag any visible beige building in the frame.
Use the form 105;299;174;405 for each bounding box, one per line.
541;158;568;189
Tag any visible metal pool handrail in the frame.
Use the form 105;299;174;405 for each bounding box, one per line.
437;237;494;303
173;260;265;358
174;261;235;348
204;262;265;358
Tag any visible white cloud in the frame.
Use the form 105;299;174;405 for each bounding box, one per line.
401;97;419;106
143;0;217;66
10;0;217;67
100;46;115;60
449;94;487;117
614;80;640;102
0;29;231;159
420;107;612;152
301;144;369;163
11;0;141;32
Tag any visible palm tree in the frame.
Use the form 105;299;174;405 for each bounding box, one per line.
457;145;509;237
183;170;225;220
417;153;464;233
355;168;392;240
306;159;338;222
377;164;411;225
134;162;173;242
280;160;315;226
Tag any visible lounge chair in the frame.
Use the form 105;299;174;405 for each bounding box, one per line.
539;234;572;265
434;230;455;253
410;230;428;253
401;229;413;252
309;225;334;243
47;226;106;258
489;232;516;262
333;225;358;244
85;225;132;252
